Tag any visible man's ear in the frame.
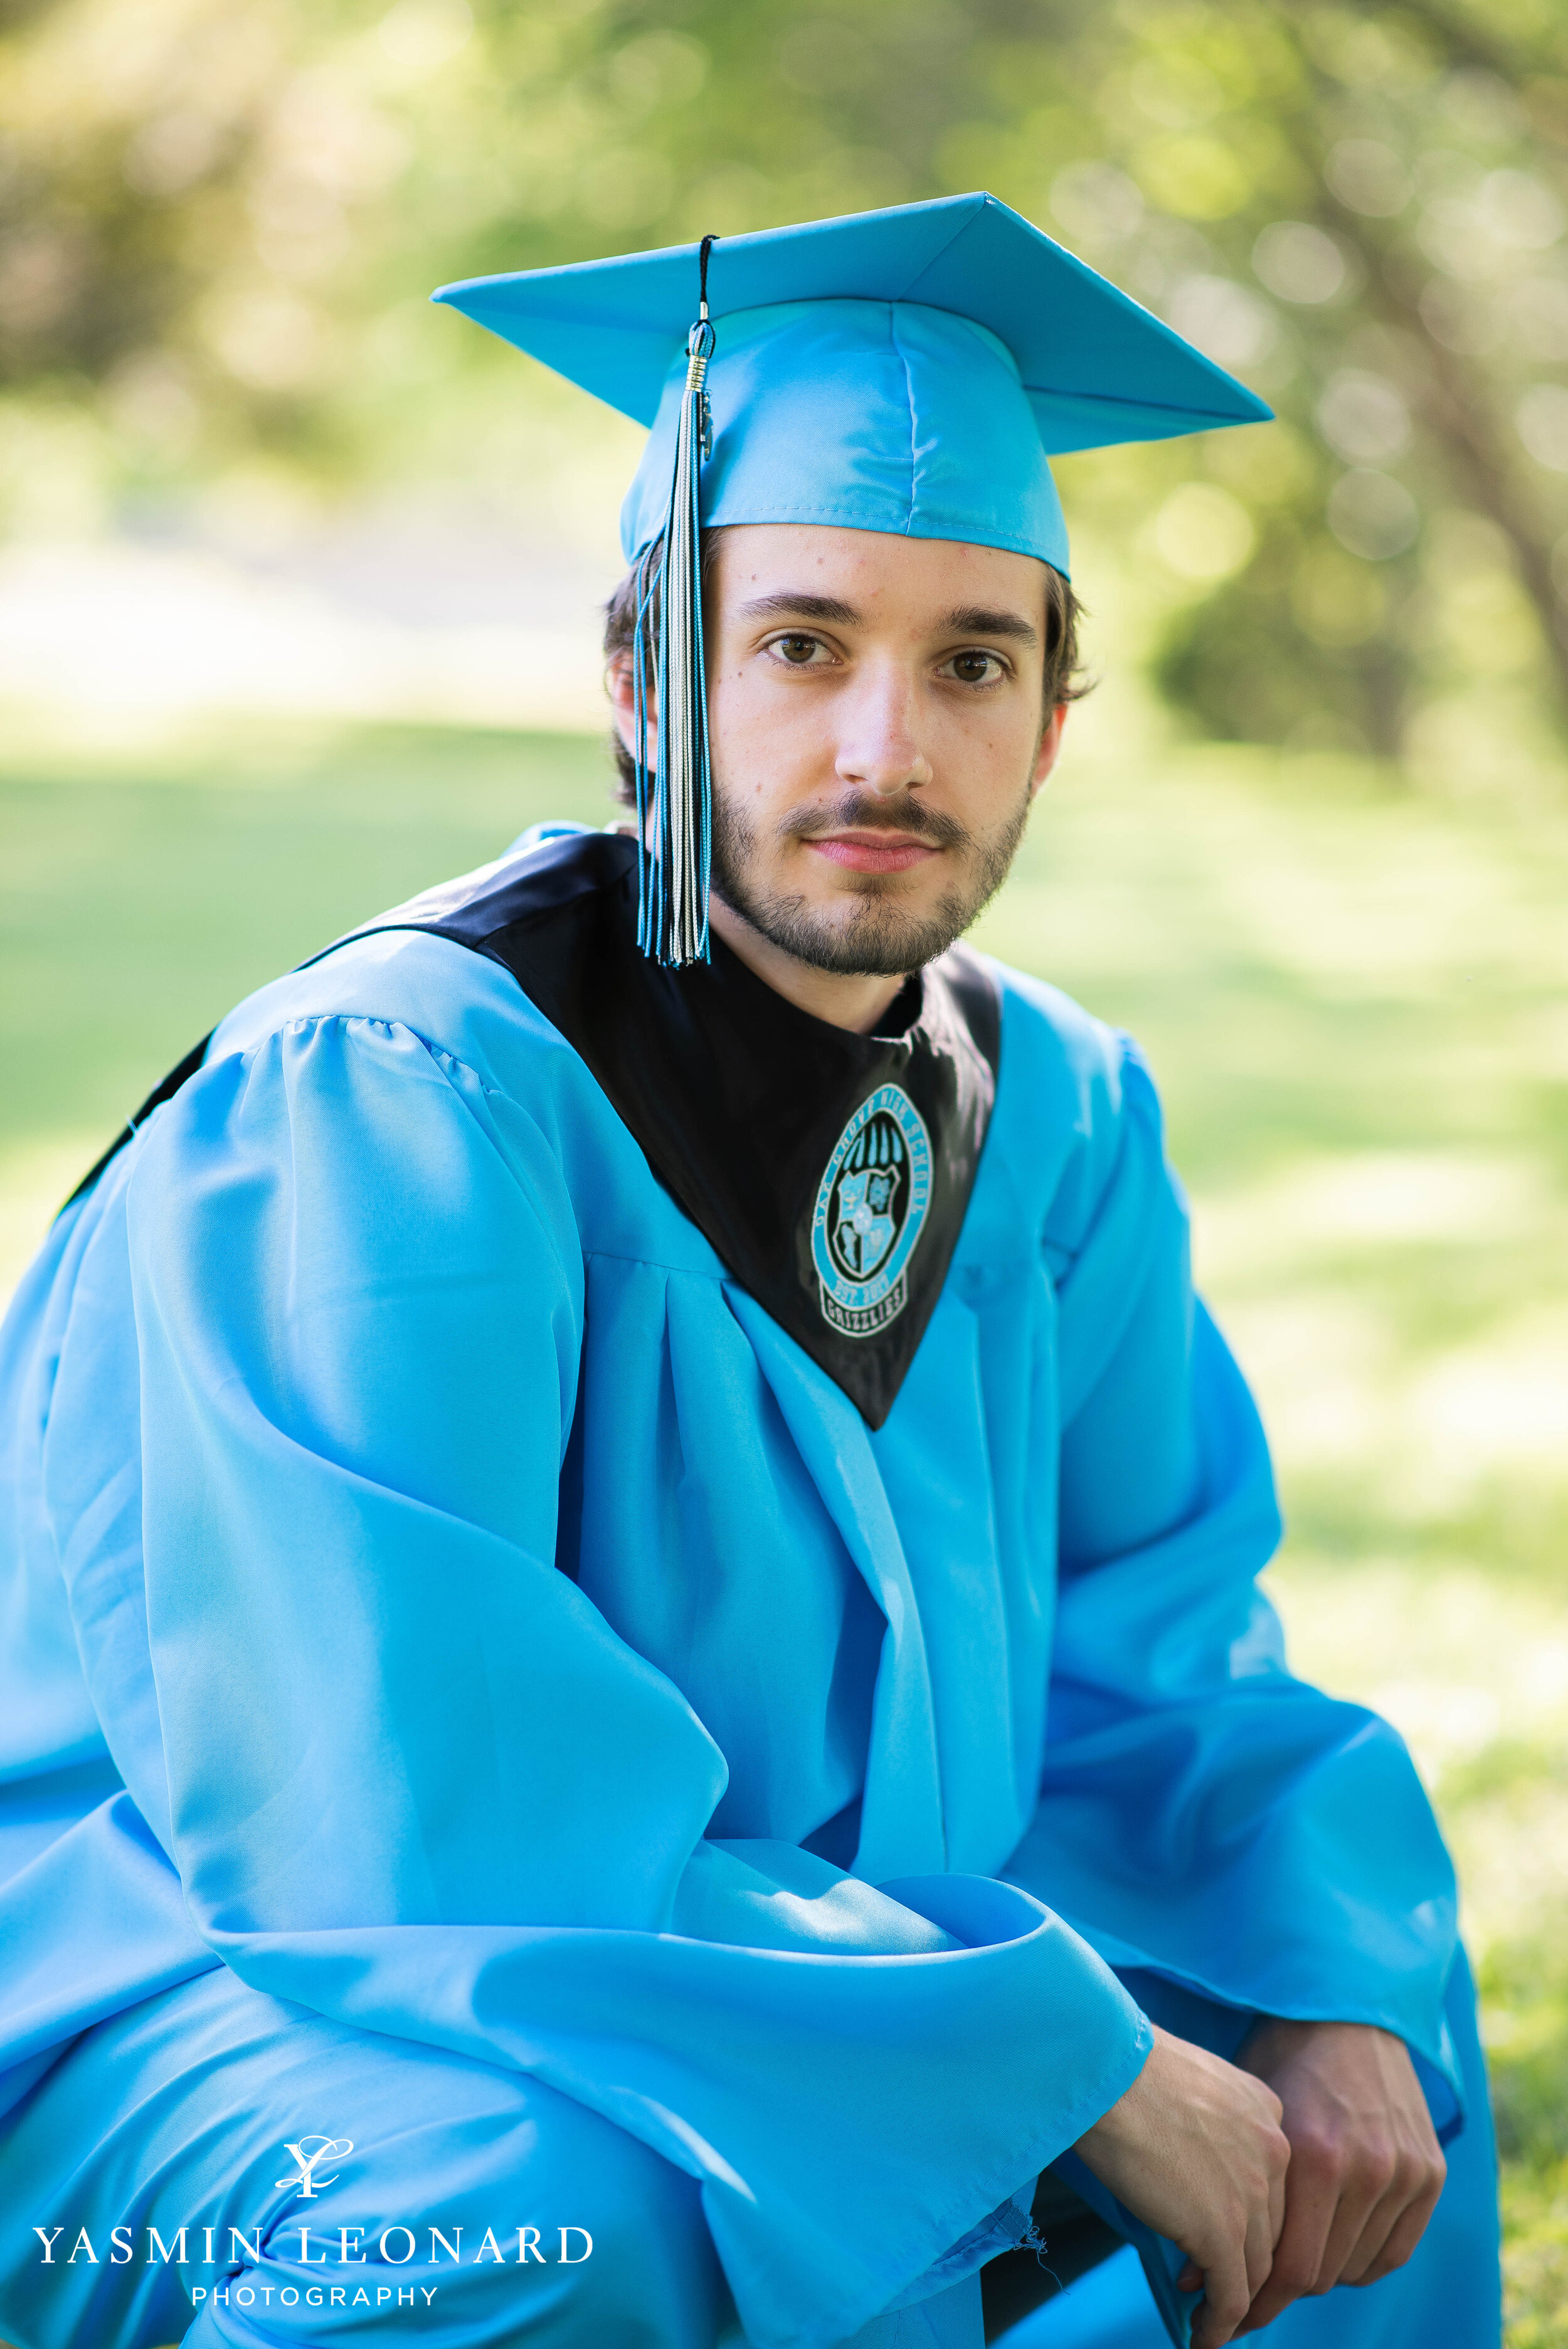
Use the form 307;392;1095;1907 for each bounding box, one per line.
606;654;637;758
1029;703;1069;799
606;652;657;764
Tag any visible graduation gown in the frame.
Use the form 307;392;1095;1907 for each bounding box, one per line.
0;830;1466;2348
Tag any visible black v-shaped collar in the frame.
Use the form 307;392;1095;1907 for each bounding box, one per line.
66;830;1002;1430
364;830;1000;1428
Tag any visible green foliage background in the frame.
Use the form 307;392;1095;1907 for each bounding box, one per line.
4;1;1568;2338
9;0;1568;763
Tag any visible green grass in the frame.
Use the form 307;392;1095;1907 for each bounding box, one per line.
3;718;1567;2338
0;724;615;1155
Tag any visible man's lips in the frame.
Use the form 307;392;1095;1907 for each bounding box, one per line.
804;832;941;874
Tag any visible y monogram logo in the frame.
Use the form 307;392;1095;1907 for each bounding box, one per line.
275;2138;354;2199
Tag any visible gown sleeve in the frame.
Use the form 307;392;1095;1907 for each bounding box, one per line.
121;1008;1151;2349
1003;1037;1465;2127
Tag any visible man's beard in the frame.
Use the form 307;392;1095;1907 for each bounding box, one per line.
709;782;1033;978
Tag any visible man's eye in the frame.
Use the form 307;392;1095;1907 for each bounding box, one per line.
771;635;827;665
945;650;1005;685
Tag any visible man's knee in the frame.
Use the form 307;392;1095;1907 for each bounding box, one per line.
5;1970;730;2348
221;2077;727;2343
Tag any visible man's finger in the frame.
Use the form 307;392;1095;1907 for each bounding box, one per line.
1268;2145;1288;2251
1241;2190;1284;2304
1340;2153;1446;2287
1192;2246;1253;2349
1235;2201;1330;2330
1234;2121;1339;2331
1308;2131;1401;2286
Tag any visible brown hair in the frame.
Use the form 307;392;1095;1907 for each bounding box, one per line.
601;533;1089;803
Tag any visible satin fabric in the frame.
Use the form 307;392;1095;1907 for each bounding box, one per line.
336;827;1004;1426
0;1958;1012;2349
620;300;1073;572
0;909;1465;2347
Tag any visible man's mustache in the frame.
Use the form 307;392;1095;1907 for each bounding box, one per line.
776;791;971;849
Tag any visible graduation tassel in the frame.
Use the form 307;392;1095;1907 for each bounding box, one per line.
634;233;717;967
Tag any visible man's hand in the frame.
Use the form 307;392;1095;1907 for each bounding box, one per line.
1232;2018;1446;2332
1074;2025;1290;2349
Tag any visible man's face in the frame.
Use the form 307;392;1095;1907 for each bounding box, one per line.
701;523;1066;977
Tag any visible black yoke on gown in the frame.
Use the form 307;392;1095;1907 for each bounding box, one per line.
357;830;1000;1429
68;829;1002;1430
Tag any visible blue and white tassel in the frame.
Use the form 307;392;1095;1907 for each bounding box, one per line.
633;233;717;967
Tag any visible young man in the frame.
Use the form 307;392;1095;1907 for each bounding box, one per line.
0;196;1498;2349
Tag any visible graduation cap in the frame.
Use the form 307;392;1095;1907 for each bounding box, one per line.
434;192;1271;967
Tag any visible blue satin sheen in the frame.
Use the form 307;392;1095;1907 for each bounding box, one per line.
0;865;1471;2346
619;301;1071;571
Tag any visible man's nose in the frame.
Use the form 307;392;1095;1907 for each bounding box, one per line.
833;669;933;797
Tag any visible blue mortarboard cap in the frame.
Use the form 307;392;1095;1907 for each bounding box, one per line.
433;190;1271;578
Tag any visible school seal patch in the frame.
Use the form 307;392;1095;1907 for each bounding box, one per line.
811;1084;933;1339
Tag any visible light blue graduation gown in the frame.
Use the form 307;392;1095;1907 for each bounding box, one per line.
0;862;1467;2348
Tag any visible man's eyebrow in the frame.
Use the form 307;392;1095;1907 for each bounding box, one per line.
737;591;862;624
941;605;1039;646
734;592;1039;646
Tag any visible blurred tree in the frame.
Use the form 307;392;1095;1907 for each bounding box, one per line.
4;0;1568;761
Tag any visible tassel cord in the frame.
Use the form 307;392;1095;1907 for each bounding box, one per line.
652;316;714;964
634;236;717;967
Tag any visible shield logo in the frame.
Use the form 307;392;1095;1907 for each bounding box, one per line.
811;1086;933;1339
830;1127;904;1281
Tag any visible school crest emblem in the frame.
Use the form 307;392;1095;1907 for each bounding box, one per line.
811;1086;933;1339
